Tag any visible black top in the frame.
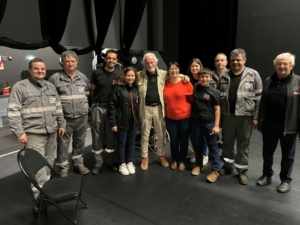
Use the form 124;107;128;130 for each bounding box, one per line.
265;73;291;123
192;83;220;123
228;70;243;114
145;70;160;104
90;67;119;103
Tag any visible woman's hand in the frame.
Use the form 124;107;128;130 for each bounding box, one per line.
111;126;118;132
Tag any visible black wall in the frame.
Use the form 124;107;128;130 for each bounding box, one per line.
236;0;300;80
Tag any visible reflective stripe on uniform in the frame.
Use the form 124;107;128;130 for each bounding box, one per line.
72;154;82;160
21;106;56;114
237;92;255;97
7;111;21;117
60;94;87;100
56;160;69;166
223;157;235;163
92;149;103;155
105;148;114;153
220;92;227;97
8;103;21;109
56;109;63;114
56;102;62;107
234;163;248;169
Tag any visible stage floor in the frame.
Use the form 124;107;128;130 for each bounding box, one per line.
0;129;300;225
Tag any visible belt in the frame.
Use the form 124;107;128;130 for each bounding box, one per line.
93;102;108;107
145;102;160;106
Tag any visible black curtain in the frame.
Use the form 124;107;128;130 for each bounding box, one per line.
0;0;7;25
178;0;238;72
94;0;117;55
119;0;147;66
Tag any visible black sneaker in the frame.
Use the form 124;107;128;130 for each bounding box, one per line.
256;175;272;186
277;182;291;193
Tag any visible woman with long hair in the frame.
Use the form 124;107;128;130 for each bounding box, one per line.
109;67;140;175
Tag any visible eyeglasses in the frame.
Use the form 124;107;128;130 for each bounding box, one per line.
275;62;291;66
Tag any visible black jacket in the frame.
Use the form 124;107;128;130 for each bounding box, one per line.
258;71;300;134
109;84;140;129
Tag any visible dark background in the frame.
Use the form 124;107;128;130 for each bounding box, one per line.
1;0;300;88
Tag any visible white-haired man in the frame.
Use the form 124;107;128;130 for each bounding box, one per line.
138;53;189;170
257;52;299;193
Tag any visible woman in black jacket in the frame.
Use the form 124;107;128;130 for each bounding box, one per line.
109;67;140;175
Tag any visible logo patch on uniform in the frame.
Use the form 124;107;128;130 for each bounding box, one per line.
203;93;210;100
293;86;300;95
245;82;252;89
50;97;56;104
79;87;85;93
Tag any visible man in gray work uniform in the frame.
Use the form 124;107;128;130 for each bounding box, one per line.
8;58;65;212
217;48;262;185
48;50;90;177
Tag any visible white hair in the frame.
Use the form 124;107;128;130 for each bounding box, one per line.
142;53;158;65
273;52;295;66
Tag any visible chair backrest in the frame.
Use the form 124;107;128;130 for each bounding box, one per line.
17;148;49;184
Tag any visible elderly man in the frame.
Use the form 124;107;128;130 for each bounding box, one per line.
138;53;189;170
257;53;299;193
7;58;65;212
217;48;262;185
211;53;228;88
48;50;90;177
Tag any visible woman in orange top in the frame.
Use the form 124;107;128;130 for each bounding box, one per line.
164;62;193;171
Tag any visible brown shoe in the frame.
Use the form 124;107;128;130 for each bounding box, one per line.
73;165;90;175
140;157;148;171
178;163;185;172
158;156;169;168
60;172;68;177
239;172;249;185
191;166;201;176
207;171;220;183
170;161;177;170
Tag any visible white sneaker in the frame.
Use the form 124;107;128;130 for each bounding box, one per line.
127;162;136;174
190;154;196;163
203;155;209;166
119;163;129;175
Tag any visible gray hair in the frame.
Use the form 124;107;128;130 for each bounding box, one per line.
273;52;295;66
61;50;78;62
142;53;158;65
215;53;227;60
230;48;246;58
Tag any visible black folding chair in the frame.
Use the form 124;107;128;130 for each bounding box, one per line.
17;148;88;225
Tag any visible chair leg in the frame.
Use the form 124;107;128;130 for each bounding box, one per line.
79;197;88;208
52;202;77;225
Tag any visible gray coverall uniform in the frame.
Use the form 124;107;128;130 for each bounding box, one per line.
7;78;65;199
48;71;89;174
217;67;262;172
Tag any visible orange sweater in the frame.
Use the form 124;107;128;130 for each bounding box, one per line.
163;80;193;120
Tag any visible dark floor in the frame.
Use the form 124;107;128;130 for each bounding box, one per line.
0;128;300;225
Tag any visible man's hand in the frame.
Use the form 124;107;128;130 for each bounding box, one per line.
253;119;258;129
58;128;65;136
179;75;190;83
18;133;27;144
112;126;117;132
211;126;220;135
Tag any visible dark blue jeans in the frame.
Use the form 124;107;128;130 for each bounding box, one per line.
190;119;209;156
116;125;138;164
261;119;297;183
165;117;190;164
191;120;221;171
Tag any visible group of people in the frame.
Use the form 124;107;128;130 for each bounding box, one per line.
7;48;299;212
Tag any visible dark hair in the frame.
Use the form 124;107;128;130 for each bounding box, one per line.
105;49;118;57
118;66;139;86
230;48;246;58
29;58;44;69
186;58;203;77
197;67;212;78
167;61;180;73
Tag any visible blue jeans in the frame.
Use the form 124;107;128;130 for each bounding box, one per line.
191;120;221;171
165;117;190;164
261;119;297;183
190;118;209;156
116;125;138;164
